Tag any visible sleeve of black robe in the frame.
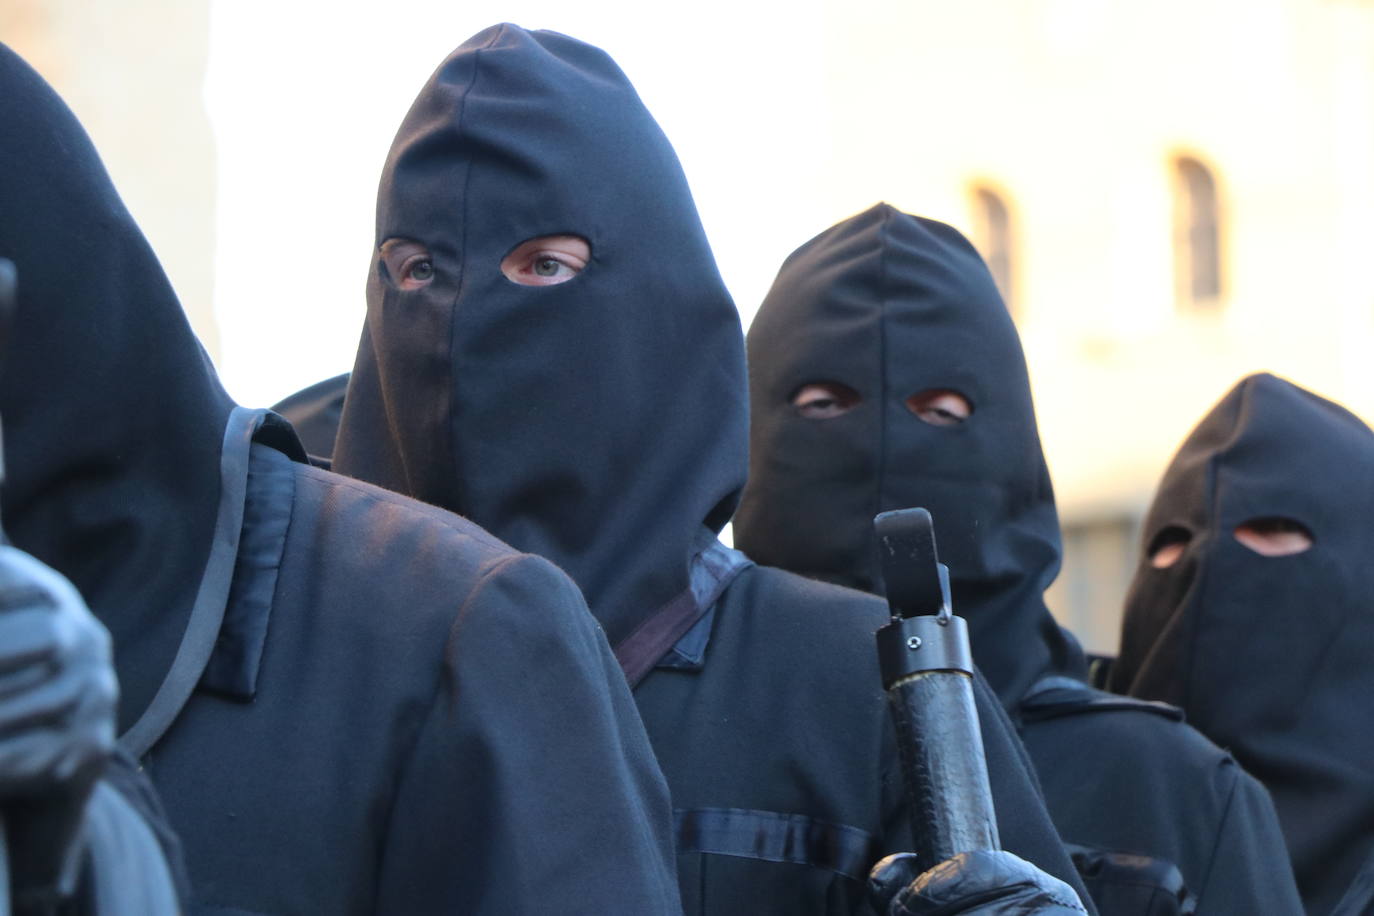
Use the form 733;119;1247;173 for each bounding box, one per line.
969;672;1098;915
373;553;683;914
1192;762;1302;913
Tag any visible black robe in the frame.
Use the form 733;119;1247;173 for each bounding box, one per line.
1110;374;1374;916
0;43;681;915
270;372;347;463
331;25;1092;915
734;204;1300;914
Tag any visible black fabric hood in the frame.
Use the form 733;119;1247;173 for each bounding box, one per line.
0;46;236;731
333;25;747;647
1110;373;1374;915
734;203;1074;709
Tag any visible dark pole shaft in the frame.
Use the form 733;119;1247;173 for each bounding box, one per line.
874;508;1000;874
887;669;999;872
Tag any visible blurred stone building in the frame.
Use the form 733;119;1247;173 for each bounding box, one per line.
2;0;219;359
814;0;1374;651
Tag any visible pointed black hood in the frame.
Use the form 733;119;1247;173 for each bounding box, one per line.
333;25;747;647
0;45;236;731
735;204;1074;709
1110;373;1374;915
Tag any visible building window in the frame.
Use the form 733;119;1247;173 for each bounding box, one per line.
1172;156;1223;308
970;186;1016;316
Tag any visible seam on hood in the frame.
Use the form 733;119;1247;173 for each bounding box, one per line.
439;26;504;519
873;204;895;572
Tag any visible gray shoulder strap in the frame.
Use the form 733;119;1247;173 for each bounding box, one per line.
119;407;265;759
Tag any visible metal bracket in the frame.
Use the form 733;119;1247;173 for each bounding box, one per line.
873;508;973;688
876;613;974;688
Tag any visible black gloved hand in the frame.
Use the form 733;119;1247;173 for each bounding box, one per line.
870;849;1089;915
0;546;118;908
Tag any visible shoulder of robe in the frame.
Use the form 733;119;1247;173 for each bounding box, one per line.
291;461;530;561
733;564;891;630
1019;677;1256;793
707;565;893;691
283;461;592;636
1020;677;1185;725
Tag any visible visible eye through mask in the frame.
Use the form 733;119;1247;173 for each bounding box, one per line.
790;381;861;419
1148;525;1193;569
379;238;435;291
1233;516;1313;557
501;235;590;286
905;388;972;427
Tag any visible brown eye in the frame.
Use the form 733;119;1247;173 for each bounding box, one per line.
791;382;861;419
1234;517;1313;557
905;389;972;426
1148;526;1192;568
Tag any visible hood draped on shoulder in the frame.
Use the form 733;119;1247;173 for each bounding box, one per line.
1110;372;1374;916
333;25;748;648
735;203;1075;709
0;45;236;731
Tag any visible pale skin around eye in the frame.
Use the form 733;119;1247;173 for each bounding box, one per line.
378;235;590;290
1233;518;1313;557
1149;517;1313;568
905;389;971;427
1150;539;1189;569
791;382;861;419
790;385;972;425
379;239;434;291
501;235;590;286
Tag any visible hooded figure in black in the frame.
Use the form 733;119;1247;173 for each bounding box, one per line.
0;43;683;914
332;25;1095;916
735;204;1301;914
1110;373;1374;916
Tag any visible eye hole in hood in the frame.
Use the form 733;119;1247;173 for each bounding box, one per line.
905;388;972;427
1147;525;1193;569
500;234;590;287
1233;516;1313;557
379;238;435;291
790;381;861;419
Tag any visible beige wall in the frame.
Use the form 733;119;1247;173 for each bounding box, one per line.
2;0;219;360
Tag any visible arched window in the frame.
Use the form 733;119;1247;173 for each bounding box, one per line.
1172;156;1223;308
970;187;1016;316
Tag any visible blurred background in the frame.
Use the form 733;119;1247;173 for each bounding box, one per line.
6;0;1373;653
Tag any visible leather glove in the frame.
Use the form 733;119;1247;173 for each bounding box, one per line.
870;850;1089;915
0;545;118;908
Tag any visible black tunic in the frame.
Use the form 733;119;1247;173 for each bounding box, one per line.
733;204;1300;914
0;43;681;915
1110;374;1374;916
331;26;1092;914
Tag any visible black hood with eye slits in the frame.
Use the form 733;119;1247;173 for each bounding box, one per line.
734;203;1076;711
1110;373;1374;916
332;25;747;649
